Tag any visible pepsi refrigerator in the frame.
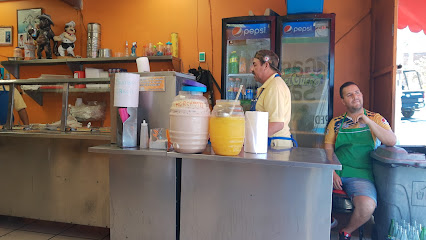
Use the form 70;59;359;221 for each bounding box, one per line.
277;13;335;148
221;16;277;111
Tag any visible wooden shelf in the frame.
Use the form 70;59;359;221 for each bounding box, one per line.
0;56;181;78
26;88;110;93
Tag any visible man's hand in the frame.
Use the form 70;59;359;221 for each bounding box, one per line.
354;113;397;146
355;114;371;125
333;171;342;190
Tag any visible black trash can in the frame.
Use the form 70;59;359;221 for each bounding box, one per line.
371;145;426;239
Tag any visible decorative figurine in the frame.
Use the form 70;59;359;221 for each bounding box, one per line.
131;42;137;57
28;14;58;59
54;21;77;57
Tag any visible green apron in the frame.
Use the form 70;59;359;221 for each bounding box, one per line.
334;109;376;182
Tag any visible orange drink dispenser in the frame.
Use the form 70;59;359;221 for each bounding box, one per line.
209;100;245;156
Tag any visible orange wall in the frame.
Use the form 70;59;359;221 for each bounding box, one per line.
0;0;373;123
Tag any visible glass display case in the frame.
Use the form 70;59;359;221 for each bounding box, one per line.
0;77;111;135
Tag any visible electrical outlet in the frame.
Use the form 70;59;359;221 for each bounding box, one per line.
199;52;206;62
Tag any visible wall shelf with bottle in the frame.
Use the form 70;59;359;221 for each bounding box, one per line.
0;56;181;79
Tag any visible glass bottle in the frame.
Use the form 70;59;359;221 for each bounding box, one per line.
388;219;396;239
228;51;239;74
401;229;408;240
125;41;129;57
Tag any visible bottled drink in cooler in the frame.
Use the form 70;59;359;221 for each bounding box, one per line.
239;51;247;73
234;78;242;99
229;51;239;74
241;78;247;100
245;79;254;100
227;77;235;99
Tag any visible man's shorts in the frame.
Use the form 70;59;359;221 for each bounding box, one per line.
341;177;377;205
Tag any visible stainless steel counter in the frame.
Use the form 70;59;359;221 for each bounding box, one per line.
0;134;110;227
169;146;341;169
89;145;176;240
91;145;341;169
0;130;110;140
90;145;341;240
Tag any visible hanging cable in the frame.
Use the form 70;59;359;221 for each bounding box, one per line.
208;0;214;72
196;0;200;54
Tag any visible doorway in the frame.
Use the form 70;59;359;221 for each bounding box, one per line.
395;26;426;145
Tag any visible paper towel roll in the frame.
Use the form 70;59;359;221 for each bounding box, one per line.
136;57;151;72
244;111;268;154
114;73;140;107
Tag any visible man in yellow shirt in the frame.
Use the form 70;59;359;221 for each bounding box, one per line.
325;82;396;240
0;85;29;125
250;50;292;149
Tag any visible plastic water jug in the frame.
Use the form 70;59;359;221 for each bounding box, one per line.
169;88;210;153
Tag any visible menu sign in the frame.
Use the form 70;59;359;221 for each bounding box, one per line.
139;76;166;92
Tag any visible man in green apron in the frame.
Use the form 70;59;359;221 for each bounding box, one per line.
324;82;396;240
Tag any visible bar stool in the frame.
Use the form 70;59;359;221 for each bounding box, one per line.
332;189;365;240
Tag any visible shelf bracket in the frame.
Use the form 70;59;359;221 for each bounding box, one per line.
172;57;182;72
25;90;43;106
2;64;20;79
67;62;83;73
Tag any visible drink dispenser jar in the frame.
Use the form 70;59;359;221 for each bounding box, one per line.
169;86;210;153
209;100;245;156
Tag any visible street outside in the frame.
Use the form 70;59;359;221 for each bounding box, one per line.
395;106;426;146
395;28;426;147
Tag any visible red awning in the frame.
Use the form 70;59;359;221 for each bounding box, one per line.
398;0;426;33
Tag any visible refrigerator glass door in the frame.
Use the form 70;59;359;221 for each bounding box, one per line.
280;19;331;146
225;23;271;110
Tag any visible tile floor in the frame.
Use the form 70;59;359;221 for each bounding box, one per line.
0;213;375;240
0;215;109;240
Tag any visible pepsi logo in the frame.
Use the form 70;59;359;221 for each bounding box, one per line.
232;27;243;37
284;25;292;33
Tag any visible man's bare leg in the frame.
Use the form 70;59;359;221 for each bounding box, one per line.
341;195;375;234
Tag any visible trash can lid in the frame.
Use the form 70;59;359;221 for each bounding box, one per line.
371;145;426;167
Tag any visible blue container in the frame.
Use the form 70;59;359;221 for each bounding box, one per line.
286;0;324;14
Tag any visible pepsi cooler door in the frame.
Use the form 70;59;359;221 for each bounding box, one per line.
221;16;276;111
277;14;335;148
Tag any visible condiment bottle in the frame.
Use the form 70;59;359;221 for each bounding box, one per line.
140;119;149;149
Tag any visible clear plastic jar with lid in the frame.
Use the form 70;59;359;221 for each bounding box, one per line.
13;47;23;58
169;87;210;153
209;99;245;156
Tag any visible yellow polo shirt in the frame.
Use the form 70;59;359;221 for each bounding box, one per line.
0;86;27;111
256;73;292;148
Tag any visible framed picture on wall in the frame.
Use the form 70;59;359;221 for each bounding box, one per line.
17;8;42;48
0;26;13;46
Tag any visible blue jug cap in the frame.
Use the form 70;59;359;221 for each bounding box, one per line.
182;86;207;93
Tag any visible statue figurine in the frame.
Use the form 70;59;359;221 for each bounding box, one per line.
131;42;137;57
28;14;58;59
54;21;77;57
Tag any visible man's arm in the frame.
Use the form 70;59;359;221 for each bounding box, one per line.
17;108;29;125
357;115;397;146
325;143;342;190
268;122;284;136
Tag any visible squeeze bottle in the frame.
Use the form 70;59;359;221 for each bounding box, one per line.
140;120;149;149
